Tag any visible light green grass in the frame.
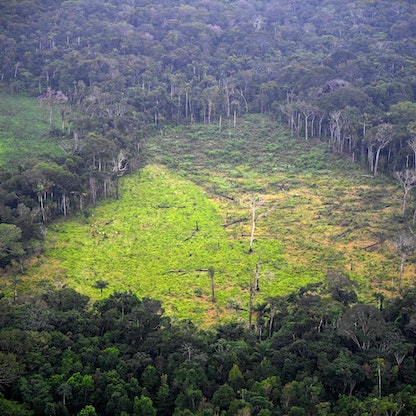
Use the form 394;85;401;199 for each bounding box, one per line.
32;165;287;325
0;93;63;168
14;115;407;326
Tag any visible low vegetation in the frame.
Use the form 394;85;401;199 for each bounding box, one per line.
0;93;63;168
18;115;406;326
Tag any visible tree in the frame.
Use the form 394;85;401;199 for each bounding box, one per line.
392;230;415;293
19;375;53;415
323;350;364;395
112;149;128;200
0;352;22;390
67;372;94;408
0;396;33;416
408;135;416;170
208;266;216;303
394;170;416;219
368;123;393;177
212;384;236;412
228;364;245;392
244;196;275;253
38;88;68;127
328;111;344;154
57;382;72;407
78;405;98;416
93;280;109;296
297;101;316;141
338;304;386;351
372;357;385;398
324;271;358;306
133;395;157;416
0;224;24;269
249;263;261;330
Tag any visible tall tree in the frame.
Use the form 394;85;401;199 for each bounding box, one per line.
394;170;416;218
368;123;394;177
338;304;386;351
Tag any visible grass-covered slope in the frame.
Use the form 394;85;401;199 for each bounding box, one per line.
0;93;63;168
24;115;404;326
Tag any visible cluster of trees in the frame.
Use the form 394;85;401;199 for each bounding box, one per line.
0;123;141;269
1;280;416;415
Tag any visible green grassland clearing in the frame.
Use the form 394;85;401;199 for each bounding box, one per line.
11;115;410;326
0;92;63;168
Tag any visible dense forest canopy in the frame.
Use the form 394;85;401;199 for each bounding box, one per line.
2;284;416;416
2;0;416;414
1;0;416;135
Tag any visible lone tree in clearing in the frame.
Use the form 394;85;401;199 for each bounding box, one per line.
208;266;216;303
93;280;109;296
244;195;275;253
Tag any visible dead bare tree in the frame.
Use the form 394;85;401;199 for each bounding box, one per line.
245;196;275;253
392;230;415;293
394;170;416;219
409;136;416;170
112;149;128;199
208;266;216;303
248;262;262;330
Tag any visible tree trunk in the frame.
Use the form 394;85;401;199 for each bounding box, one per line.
399;253;406;293
249;216;256;253
248;285;254;329
38;192;47;223
374;147;382;177
402;189;409;218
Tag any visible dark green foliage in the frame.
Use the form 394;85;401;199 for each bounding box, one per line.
0;286;415;415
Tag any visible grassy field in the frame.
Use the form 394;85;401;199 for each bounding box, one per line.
18;114;407;327
0;92;63;168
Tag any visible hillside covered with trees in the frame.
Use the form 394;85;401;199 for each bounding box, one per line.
2;0;416;264
2;0;416;414
2;285;416;416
